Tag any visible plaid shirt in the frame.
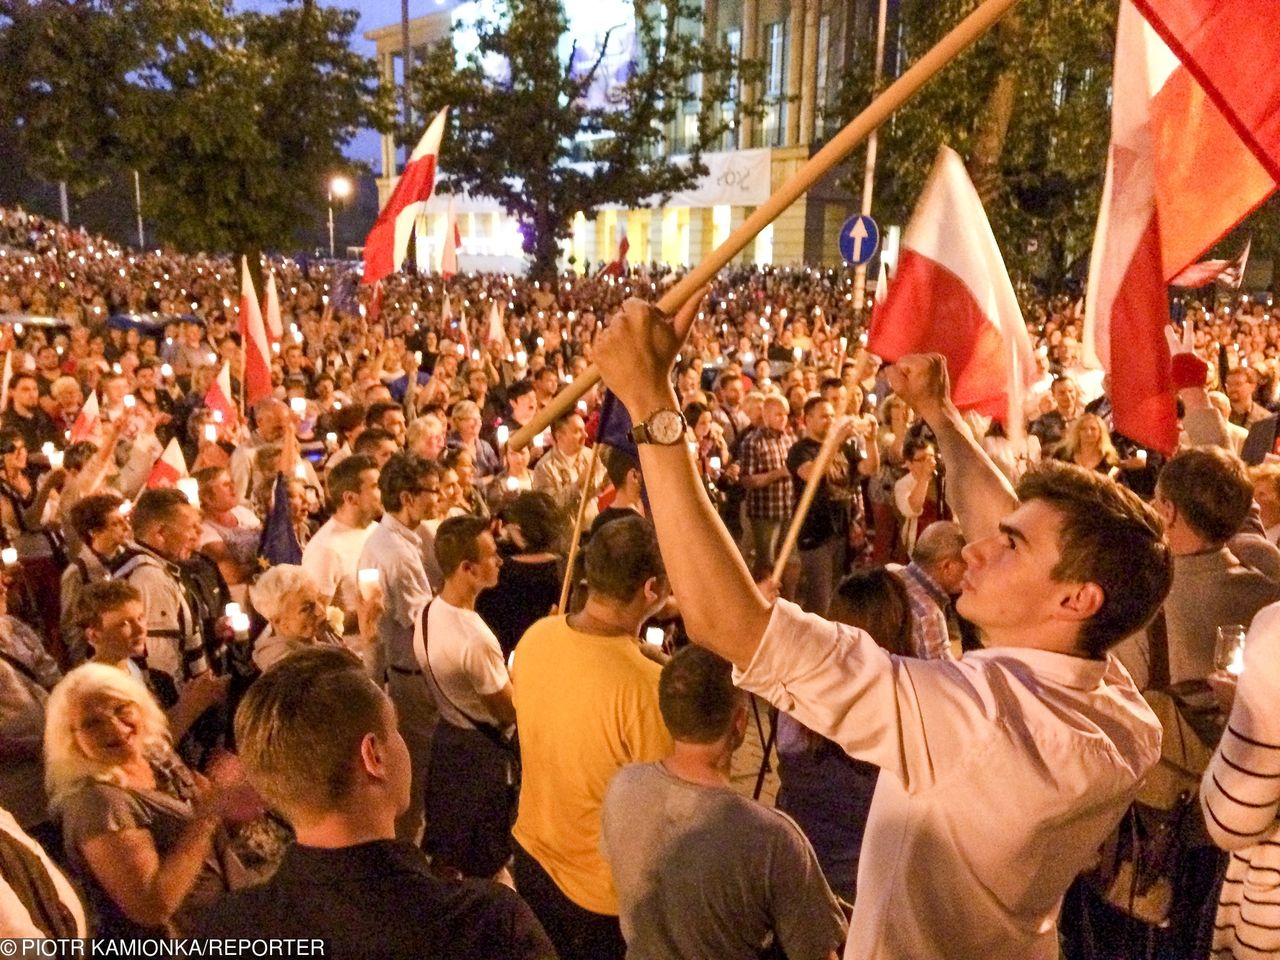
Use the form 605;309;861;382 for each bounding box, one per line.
739;427;794;521
893;562;958;662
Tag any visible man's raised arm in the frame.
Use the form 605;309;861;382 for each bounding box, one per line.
886;354;1018;543
595;297;772;670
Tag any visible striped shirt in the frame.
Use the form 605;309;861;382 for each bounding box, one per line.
1201;601;1280;960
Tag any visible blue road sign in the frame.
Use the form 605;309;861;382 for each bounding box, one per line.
839;214;880;266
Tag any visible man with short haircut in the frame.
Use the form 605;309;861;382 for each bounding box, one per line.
595;298;1171;960
1;372;60;455
1143;447;1280;685
367;400;408;447
417;516;514;879
1028;376;1082;450
602;645;845;960
358;453;439;840
61;492;131;664
1223;365;1269;428
738;394;793;573
229;398;322;504
590;448;644;536
532;413;605;523
302;454;381;647
891;520;968;661
512;515;674;960
788;396;878;616
194;647;557;960
353;426;399;467
79;580;226;743
115;488;211;685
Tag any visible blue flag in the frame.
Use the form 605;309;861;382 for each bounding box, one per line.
260;473;303;567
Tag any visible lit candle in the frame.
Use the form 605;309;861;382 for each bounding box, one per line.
357;568;380;600
290;397;306;416
123;394;136;409
1;547;17;567
203;424;218;443
709;456;722;471
325;432;338;449
505;475;519;491
496;424;510;447
49;450;64;470
160;363;173;379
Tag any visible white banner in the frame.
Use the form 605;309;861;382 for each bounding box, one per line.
664;149;772;208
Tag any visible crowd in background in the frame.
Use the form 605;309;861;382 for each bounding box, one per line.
1;202;1278;960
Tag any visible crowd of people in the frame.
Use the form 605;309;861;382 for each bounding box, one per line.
0;200;1277;960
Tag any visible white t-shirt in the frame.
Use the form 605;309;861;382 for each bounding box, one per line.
301;516;376;610
416;597;509;730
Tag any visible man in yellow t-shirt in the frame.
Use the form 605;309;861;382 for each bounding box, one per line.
512;514;673;960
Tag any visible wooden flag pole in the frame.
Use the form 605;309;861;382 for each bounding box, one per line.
510;0;1019;451
558;440;604;614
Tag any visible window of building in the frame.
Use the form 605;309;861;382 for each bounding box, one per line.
816;15;831;107
765;21;786;146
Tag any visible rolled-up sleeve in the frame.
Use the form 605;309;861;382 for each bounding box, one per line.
734;599;979;793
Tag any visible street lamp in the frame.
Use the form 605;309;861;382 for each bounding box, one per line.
327;175;354;259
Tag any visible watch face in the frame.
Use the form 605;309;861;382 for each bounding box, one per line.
648;410;685;445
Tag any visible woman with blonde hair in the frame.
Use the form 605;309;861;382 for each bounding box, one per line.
1053;412;1119;478
45;664;249;938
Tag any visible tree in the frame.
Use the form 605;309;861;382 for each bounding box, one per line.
410;0;758;279
124;0;393;260
831;0;1116;291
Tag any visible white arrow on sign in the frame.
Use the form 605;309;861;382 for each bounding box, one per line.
849;218;870;263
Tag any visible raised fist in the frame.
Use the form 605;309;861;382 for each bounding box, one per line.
884;354;952;418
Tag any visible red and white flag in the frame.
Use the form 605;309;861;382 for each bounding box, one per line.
69;390;100;444
205;361;238;426
1085;0;1277;454
598;231;629;278
264;270;284;348
145;437;188;489
867;146;1036;437
869;258;889;329
239;256;273;408
361;106;449;287
440;199;461;279
0;349;11;413
1170;237;1251;289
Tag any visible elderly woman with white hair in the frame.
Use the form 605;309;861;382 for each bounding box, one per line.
45;664;249;938
449;399;501;478
247;564;349;673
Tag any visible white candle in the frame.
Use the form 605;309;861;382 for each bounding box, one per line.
358;568;380;600
1;547;17;566
290;397;306;416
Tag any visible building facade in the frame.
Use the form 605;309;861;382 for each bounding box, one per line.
366;0;900;272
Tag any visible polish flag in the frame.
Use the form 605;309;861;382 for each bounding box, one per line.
204;361;238;426
145;437;188;489
867;146;1036;437
239;256;273;408
70;390;100;444
361;106;449;287
264;270;284;348
1084;1;1277;454
440;199;461;279
598;232;629;278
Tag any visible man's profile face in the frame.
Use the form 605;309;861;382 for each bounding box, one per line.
955;499;1073;641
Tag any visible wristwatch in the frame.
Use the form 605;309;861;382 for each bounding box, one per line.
630;409;687;446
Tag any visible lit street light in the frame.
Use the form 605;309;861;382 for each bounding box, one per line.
327;175;353;259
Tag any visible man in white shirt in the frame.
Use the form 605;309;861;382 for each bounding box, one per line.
592;298;1171;960
302;454;380;654
358;453;439;842
416;515;514;880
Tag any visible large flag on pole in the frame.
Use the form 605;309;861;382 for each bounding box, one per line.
239;256;273;408
205;361;238;426
1084;1;1277;454
867;146;1035;437
440;199;461;279
361;106;449;287
1170;237;1251;289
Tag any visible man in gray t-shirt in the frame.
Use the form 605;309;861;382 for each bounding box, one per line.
601;647;845;960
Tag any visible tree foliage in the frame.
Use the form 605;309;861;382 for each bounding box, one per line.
410;0;758;278
831;0;1116;291
0;0;392;257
